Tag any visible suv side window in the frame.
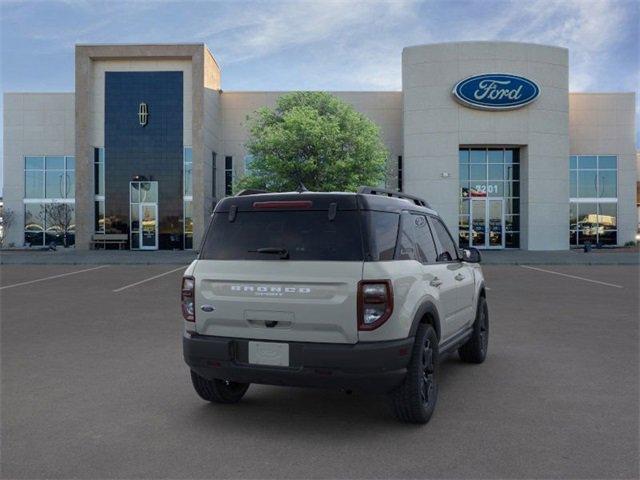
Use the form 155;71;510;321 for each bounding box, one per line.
429;217;459;262
395;212;417;261
411;214;438;264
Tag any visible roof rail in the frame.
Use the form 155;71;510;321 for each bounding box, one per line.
235;189;269;196
357;186;430;208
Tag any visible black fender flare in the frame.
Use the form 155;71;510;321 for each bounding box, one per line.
408;301;442;340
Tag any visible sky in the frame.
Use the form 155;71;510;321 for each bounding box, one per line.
1;0;638;191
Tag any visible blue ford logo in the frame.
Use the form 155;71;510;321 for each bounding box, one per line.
452;73;540;110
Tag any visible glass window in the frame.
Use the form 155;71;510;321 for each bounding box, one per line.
570;171;577;197
458;215;470;248
25;156;44;170
487;150;503;163
429;217;458;262
569;155;578;170
598;156;616;169
488;163;504;180
184;200;193;250
579;156;597;169
184;162;193;197
225;156;233;196
504;164;519;181
362;211;399;261
66;171;75;198
598;171;617;198
139;182;157;203
570;155;618;246
94;148;104;198
396;213;417;261
470;150;486;163
95;201;105;232
598;203;617;228
459;162;469;181
469;164;486;180
411;214;438;263
184;147;193;198
24;204;44;232
200;210;364;261
25;171;44;198
504;150;514;164
45;156;65;170
505;215;520;232
459;150;469;164
45;170;65;198
94;162;105;196
65;156;75;170
130;182;140;203
569;203;578;230
578;171;597;197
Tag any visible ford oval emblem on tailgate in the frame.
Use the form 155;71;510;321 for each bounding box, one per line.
200;305;215;312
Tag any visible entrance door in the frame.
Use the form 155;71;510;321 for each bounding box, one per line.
130;181;159;250
470;198;504;249
139;203;158;250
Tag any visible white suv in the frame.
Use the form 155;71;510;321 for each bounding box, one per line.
182;187;488;423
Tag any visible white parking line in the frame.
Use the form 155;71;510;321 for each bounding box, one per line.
112;266;186;293
520;265;624;289
0;265;109;291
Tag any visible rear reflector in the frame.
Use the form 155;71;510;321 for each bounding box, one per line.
253;200;313;209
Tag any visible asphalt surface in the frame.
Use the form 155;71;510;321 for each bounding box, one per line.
1;264;638;479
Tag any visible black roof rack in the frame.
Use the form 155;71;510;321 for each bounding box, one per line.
235;189;269;196
357;186;430;208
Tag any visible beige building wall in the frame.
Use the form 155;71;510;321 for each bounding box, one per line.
402;41;570;250
569;92;637;244
2;93;75;247
219;91;403;189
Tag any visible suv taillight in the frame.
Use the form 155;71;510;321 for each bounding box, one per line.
358;280;393;331
181;276;195;322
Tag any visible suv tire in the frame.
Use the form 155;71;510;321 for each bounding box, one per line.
190;370;250;403
458;296;489;364
389;323;438;424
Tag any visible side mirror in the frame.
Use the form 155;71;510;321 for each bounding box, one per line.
462;247;481;263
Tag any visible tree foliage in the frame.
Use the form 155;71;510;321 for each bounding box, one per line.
236;92;388;192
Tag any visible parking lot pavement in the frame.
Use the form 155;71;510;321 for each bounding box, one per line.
1;264;638;479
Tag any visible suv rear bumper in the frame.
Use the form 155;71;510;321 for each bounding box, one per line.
183;333;414;393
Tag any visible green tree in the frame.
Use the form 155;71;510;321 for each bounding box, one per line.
236;92;388;192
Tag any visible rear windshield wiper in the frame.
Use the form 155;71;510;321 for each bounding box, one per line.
248;247;290;259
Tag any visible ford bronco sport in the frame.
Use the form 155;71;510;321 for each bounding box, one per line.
182;187;488;423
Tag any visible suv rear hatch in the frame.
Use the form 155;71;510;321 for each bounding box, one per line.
193;194;364;344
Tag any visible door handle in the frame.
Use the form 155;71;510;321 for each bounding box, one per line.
430;277;443;287
455;273;465;281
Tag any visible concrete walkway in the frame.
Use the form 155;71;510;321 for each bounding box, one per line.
1;247;637;265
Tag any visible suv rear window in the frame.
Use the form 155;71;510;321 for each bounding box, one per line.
200;210;364;261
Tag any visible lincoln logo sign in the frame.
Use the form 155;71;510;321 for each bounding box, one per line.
138;102;149;126
452;73;540;110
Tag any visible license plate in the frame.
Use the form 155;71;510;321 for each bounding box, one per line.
248;341;289;367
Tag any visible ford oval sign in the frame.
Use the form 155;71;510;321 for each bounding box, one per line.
452;73;540;110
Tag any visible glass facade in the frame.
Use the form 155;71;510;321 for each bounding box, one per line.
459;148;520;248
104;71;183;249
23;155;75;246
570;155;618;246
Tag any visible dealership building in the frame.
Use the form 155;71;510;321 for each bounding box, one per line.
2;41;637;250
